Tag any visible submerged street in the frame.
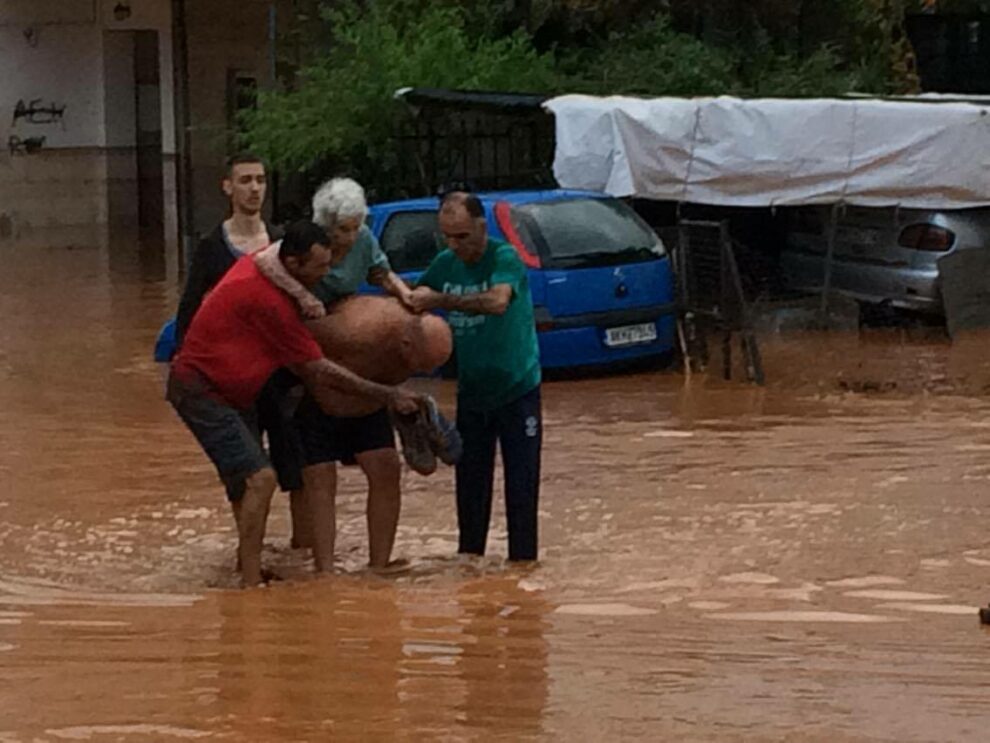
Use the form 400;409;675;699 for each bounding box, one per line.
2;243;990;741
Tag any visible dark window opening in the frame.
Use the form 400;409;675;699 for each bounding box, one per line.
380;211;440;272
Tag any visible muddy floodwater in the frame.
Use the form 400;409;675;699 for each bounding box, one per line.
2;241;990;742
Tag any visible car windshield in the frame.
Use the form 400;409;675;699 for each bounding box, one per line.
509;198;663;268
379;211;440;273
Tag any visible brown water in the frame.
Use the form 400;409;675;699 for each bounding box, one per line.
2;241;990;741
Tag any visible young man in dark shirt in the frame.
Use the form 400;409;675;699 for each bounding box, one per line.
173;154;317;548
175;154;286;343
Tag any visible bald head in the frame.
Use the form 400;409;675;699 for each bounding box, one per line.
402;313;453;372
438;191;487;264
440;191;484;219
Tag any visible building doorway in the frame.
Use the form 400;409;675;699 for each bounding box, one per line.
103;29;165;255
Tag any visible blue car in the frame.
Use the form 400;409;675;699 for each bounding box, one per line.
156;189;676;370
369;189;675;369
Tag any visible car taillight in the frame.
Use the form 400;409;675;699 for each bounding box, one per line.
494;201;541;268
898;224;955;252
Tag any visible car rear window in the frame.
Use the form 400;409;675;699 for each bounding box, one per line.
379;211;439;272
507;198;663;268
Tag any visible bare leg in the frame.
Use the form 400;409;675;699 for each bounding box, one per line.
238;467;277;587
230;498;243;571
356;448;402;569
289;489;312;549
303;462;337;573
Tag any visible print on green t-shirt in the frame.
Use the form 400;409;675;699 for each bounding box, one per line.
313;225;390;303
418;239;541;411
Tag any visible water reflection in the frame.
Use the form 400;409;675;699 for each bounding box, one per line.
4;235;990;739
452;576;549;738
212;582;402;740
208;577;549;740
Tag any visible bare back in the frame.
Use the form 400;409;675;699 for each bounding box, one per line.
305;295;416;417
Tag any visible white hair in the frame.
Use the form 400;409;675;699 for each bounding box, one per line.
311;177;367;230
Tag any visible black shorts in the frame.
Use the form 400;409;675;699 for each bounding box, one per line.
295;397;395;466
255;369;305;492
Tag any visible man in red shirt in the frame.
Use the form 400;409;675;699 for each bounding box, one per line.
168;220;420;587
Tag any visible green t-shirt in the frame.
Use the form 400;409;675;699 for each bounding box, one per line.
418;238;541;411
313;225;390;303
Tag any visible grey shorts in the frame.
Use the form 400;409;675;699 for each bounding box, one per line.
167;370;270;501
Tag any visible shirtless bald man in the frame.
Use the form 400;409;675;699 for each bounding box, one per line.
295;294;452;572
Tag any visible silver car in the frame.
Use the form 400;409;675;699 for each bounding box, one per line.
779;205;990;316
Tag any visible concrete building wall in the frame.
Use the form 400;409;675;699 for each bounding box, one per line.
0;0;286;263
0;0;177;248
183;0;278;237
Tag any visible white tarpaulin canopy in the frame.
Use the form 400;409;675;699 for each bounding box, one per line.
543;94;990;209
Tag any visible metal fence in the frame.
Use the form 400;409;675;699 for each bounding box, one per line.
675;219;765;384
907;13;990;93
389;112;556;198
272;108;556;219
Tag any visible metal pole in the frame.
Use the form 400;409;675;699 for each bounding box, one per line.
721;220;765;385
268;4;277;82
675;220;693;378
719;221;733;380
819;203;840;324
267;3;280;221
171;0;195;269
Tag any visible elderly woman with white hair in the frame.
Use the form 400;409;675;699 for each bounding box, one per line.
257;177;413;312
255;177;414;573
308;177;414;306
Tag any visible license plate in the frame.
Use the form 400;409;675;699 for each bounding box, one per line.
604;323;657;347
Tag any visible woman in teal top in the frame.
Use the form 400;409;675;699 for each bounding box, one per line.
310;178;413;306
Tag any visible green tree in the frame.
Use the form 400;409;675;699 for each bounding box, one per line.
241;0;558;173
241;0;926;195
925;0;990;12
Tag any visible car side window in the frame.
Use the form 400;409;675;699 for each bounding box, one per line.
380;211;440;273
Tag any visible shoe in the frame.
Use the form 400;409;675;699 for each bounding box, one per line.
421;396;463;466
392;404;437;475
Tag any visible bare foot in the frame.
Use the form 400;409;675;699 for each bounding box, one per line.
369;558;412;576
260;568;283;584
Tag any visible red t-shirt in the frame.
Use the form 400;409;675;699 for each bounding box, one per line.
171;256;322;409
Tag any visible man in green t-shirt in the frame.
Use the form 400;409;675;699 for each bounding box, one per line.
408;191;542;561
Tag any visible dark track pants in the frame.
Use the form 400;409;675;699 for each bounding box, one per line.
455;385;542;561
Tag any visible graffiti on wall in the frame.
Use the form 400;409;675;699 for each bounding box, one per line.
12;98;66;126
8;135;46;155
6;98;66;154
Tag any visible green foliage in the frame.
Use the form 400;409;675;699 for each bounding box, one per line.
240;0;558;172
733;29;868;97
240;0;931;184
555;11;872;98
558;14;737;96
931;0;990;12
